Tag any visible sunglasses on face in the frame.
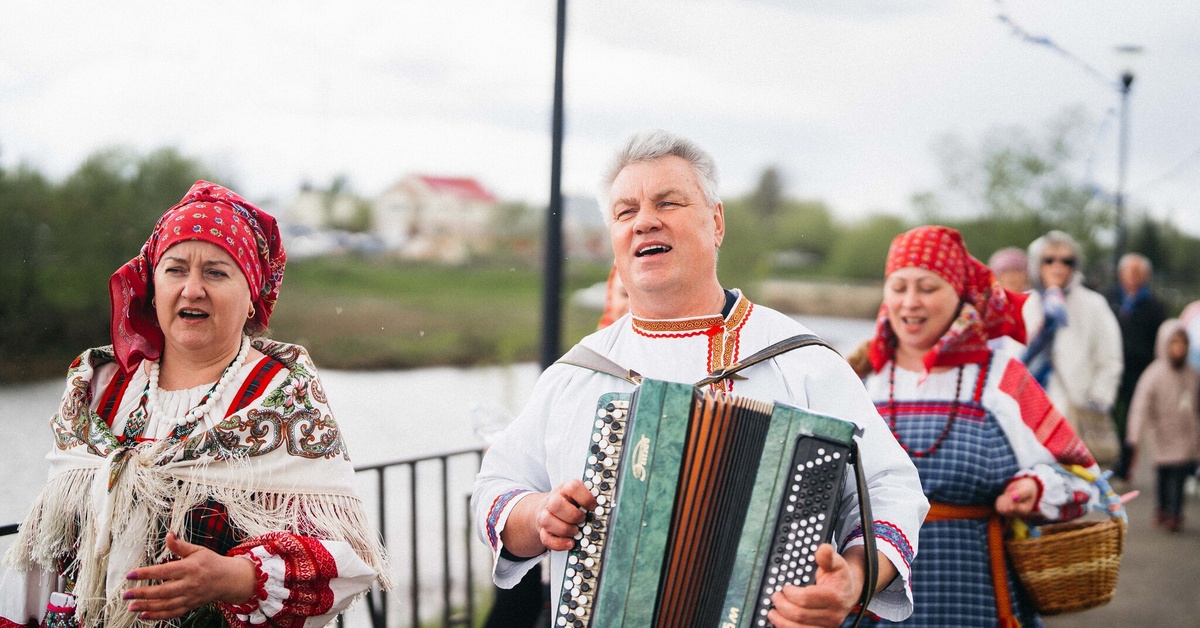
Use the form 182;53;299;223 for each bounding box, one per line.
1042;256;1076;268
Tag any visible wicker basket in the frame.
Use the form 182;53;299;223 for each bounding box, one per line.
1005;517;1126;615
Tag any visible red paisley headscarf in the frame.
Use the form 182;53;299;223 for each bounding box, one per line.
868;226;1027;374
108;180;286;373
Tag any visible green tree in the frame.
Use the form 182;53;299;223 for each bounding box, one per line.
0;162;58;368
717;197;773;291
0;145;213;378
822;214;910;280
919;106;1107;249
772;199;836;263
750;167;783;222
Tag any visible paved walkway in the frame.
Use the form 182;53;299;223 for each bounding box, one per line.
1043;446;1200;628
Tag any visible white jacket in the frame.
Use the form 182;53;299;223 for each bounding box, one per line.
1024;275;1124;412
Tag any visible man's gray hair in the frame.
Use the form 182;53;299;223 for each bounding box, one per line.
1118;252;1152;275
597;130;720;221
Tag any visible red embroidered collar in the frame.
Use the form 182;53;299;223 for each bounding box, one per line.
630;295;754;391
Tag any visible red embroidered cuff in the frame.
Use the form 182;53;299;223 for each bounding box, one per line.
222;552;269;615
1012;471;1047;518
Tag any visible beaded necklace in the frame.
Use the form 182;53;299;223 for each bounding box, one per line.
886;361;965;458
124;335;250;442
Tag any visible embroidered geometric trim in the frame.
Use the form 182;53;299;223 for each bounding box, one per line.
843;519;915;570
631;315;725;335
487;489;530;551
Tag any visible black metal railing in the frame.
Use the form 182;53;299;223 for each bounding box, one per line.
2;446;491;628
351;446;488;628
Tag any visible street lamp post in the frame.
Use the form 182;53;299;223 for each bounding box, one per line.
1112;69;1133;276
1110;44;1141;279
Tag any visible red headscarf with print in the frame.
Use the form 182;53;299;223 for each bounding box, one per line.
868;226;1027;374
109;180;286;373
596;265;630;329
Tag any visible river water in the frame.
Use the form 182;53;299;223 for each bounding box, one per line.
0;315;874;624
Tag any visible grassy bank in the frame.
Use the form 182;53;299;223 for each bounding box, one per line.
3;256;879;382
268;257;611;370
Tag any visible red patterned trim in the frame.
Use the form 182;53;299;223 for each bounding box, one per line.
0;617;33;627
879;400;988;422
1012;471;1046;512
223;552;269;615
708;300;753;393
223;532;338;628
841;519;915;571
971;355;990;403
627;296;755;393
998;359;1096;467
226;356;285;418
486;489;529;551
1060;490;1092;521
98;369;131;426
631;315;724;336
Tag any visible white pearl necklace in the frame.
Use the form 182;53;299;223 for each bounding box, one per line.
147;335;251;427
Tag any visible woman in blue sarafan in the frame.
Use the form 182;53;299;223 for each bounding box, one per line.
848;225;1101;628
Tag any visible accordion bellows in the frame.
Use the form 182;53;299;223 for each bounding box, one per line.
557;379;858;628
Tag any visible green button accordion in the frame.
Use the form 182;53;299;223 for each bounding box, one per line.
557;378;860;628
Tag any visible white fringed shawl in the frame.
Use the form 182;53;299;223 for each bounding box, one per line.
4;339;391;628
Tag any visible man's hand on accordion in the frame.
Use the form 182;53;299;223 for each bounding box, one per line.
501;479;599;557
768;544;896;628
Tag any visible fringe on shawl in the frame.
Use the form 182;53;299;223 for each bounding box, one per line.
4;462;392;628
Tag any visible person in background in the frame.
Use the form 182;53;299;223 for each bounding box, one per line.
1180;300;1200;372
474;130;927;627
987;247;1031;357
0;181;390;627
860;225;1100;627
987;246;1030;294
1125;320;1200;533
1023;230;1124;466
596;264;630;329
1106;253;1169;480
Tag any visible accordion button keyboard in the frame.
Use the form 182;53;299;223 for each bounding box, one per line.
753;441;850;626
559;398;630;626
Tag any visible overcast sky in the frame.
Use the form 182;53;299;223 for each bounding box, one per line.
3;0;1198;235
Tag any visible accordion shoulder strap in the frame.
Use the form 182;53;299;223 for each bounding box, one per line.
554;344;643;385
848;441;878;628
694;333;838;387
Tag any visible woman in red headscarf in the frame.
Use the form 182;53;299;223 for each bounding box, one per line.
0;182;390;628
853;226;1101;628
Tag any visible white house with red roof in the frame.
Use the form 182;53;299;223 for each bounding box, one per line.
373;174;499;263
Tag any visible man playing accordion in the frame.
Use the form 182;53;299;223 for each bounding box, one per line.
472;130;927;628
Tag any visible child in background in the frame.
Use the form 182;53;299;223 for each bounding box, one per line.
1126;320;1200;532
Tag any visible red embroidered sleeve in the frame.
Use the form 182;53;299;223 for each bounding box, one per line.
998;359;1096;467
219;532;339;628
